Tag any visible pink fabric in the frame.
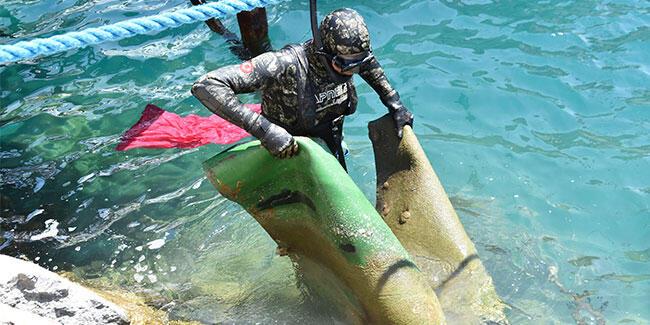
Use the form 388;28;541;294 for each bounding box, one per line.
116;104;261;151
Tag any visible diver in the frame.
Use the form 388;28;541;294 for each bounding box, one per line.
191;7;413;170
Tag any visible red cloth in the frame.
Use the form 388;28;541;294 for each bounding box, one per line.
116;104;261;151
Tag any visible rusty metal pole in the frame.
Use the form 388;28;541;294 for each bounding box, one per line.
190;0;231;36
190;0;250;60
189;1;272;59
236;7;272;57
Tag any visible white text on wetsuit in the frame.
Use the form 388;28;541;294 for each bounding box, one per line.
315;83;348;111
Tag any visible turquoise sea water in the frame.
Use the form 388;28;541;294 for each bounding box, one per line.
1;0;649;323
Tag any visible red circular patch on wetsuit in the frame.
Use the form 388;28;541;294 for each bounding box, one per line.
240;61;253;74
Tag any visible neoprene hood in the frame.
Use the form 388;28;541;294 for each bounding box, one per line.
319;8;371;56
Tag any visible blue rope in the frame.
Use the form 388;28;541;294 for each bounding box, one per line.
0;0;284;64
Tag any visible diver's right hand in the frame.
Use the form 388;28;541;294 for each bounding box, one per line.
260;123;299;158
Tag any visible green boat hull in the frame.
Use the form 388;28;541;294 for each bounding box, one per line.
203;138;446;324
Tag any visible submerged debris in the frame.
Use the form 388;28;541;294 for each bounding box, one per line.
548;265;606;325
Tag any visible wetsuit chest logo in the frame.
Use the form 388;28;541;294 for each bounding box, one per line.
314;83;348;111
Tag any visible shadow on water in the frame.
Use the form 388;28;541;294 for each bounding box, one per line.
0;139;97;270
0;115;123;270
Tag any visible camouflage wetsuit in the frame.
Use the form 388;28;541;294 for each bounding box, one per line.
191;9;412;168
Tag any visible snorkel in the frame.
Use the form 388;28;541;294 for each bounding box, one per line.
309;0;352;83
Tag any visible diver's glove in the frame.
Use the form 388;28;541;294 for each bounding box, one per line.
384;94;414;138
249;116;298;158
263;124;299;158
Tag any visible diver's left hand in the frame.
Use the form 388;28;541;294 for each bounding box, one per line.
391;105;414;138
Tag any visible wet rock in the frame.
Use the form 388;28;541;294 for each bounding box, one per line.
0;254;129;324
0;303;59;325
